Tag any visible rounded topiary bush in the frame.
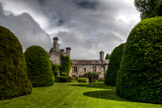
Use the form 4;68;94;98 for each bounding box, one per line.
105;43;125;86
116;17;162;104
24;46;54;87
0;26;32;99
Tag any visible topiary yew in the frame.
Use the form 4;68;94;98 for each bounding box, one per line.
24;46;54;87
0;26;32;99
116;17;162;104
105;43;125;86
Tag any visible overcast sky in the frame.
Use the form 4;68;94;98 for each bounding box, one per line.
0;0;140;59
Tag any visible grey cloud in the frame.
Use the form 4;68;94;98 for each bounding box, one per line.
74;0;99;10
54;30;123;59
0;0;140;59
0;2;52;51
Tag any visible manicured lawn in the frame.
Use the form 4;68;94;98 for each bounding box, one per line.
0;82;160;108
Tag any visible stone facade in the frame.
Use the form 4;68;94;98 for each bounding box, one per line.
49;37;109;79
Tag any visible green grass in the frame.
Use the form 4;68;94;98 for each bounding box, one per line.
0;82;161;108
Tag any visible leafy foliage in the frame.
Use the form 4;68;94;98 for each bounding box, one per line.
78;78;88;83
134;0;162;19
56;76;75;82
116;17;162;104
60;54;72;76
61;72;67;76
105;43;125;86
51;61;60;78
24;46;54;87
0;26;32;99
83;72;101;83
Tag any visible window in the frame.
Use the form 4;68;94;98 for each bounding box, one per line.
79;75;83;78
93;66;96;72
84;68;86;73
72;75;76;77
74;66;77;73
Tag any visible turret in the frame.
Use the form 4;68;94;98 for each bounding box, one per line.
53;37;59;51
100;51;104;61
66;47;71;57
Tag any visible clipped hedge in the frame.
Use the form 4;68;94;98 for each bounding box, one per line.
60;54;72;76
78;78;88;83
24;46;54;87
56;76;74;82
105;43;125;86
0;26;32;99
116;17;162;104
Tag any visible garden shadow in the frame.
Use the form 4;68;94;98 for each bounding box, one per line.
69;83;115;89
83;90;130;102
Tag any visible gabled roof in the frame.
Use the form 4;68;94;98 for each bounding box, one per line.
72;59;109;65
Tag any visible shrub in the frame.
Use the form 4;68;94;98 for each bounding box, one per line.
116;17;162;104
51;61;59;78
0;26;32;99
24;46;54;87
57;76;71;82
83;72;101;83
56;76;76;82
60;54;72;76
70;77;76;82
105;43;125;86
97;78;104;82
78;78;87;83
61;72;67;76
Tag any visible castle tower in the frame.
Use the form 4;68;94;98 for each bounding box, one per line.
66;47;71;57
100;51;104;61
50;37;60;65
53;37;59;52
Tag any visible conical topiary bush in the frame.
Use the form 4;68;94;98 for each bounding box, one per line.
0;26;32;99
105;43;125;86
24;46;54;87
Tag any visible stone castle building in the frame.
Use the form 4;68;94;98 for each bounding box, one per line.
49;37;109;79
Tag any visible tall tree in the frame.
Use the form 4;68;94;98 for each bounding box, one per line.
83;72;101;83
105;53;110;59
134;0;162;19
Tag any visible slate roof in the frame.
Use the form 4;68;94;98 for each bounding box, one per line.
72;59;109;65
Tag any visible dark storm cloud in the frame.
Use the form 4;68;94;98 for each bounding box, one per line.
0;0;140;59
74;0;98;10
0;3;52;51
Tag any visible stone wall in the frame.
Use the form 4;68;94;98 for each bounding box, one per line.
70;64;105;79
50;52;60;65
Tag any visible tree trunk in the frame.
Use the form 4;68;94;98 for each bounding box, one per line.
88;77;92;83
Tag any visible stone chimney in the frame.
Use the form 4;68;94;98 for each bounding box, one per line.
66;47;71;57
60;49;64;55
100;51;104;61
53;37;59;51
